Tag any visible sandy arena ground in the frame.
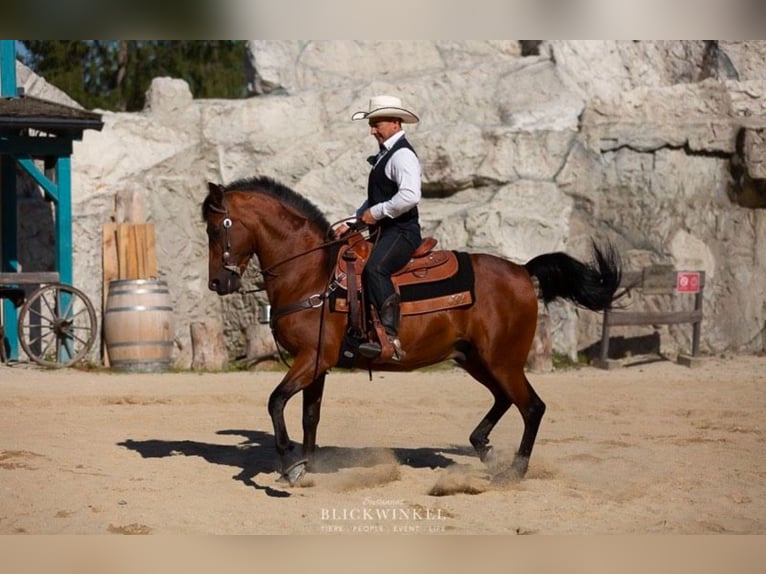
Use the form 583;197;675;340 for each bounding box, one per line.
1;355;764;535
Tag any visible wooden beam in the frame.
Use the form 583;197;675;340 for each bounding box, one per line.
0;272;60;285
15;157;59;202
0;136;73;156
606;309;703;327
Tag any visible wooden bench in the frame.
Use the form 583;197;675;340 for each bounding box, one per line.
596;265;705;369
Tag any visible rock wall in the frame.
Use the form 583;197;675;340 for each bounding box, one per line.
15;41;766;366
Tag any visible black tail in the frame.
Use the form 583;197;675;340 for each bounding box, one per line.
524;242;622;311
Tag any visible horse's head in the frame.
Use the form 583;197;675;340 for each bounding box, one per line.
203;182;251;295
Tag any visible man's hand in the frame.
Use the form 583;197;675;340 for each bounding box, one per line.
359;209;376;226
333;223;350;240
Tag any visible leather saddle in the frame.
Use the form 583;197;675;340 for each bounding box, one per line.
332;233;472;316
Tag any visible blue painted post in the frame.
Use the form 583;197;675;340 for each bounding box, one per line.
1;155;20;359
0;40;18;97
55;157;73;362
55;157;73;286
0;41;19;358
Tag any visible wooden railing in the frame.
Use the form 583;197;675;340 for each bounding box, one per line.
0;271;61;286
0;271;61;304
596;265;705;369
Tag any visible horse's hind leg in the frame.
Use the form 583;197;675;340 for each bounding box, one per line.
470;394;511;465
457;353;511;464
459;351;546;479
508;374;546;478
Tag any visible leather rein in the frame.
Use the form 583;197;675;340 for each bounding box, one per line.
208;202;366;327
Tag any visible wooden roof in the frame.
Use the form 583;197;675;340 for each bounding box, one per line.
0;94;103;137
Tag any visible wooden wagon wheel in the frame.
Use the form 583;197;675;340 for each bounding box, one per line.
17;283;98;368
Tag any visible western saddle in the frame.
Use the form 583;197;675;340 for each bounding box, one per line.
332;233;472;363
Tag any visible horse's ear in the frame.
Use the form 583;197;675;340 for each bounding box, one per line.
208;182;224;207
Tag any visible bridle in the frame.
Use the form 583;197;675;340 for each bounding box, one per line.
208;201;359;282
207;200;376;374
207;203;243;277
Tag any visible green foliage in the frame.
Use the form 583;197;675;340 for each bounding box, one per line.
20;40;248;112
551;352;588;370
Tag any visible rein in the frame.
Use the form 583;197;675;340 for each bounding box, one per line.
208;201;369;367
209;202;358;283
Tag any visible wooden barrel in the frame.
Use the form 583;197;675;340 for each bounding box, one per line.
104;279;175;372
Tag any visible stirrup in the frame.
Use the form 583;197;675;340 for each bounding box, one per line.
357;338;404;361
358;341;383;358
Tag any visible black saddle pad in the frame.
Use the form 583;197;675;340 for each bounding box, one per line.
330;250;474;309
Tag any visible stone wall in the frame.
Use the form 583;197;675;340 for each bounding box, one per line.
15;41;766;366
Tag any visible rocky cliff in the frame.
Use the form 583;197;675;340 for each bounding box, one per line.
15;41;766;366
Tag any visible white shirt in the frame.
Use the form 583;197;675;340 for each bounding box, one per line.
356;130;422;221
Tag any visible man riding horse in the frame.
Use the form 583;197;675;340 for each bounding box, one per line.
334;95;422;361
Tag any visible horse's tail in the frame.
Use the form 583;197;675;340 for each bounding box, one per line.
524;241;622;311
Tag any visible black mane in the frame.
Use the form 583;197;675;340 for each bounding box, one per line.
206;175;331;233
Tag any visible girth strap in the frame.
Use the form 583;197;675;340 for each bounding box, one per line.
269;293;325;328
269;274;345;328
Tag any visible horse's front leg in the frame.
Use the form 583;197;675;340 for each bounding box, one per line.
302;373;326;472
267;355;325;485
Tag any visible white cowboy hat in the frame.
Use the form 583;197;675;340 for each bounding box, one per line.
351;95;419;124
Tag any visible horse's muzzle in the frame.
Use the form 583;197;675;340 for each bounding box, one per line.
208;273;241;295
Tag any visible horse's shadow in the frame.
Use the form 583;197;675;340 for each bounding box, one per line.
118;430;470;498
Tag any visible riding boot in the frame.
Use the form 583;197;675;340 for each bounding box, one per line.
380;294;404;360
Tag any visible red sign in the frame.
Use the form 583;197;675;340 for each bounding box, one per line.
676;272;701;293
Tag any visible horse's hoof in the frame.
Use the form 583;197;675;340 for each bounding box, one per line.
510;455;529;478
283;459;308;486
490;456;528;484
480;446;497;466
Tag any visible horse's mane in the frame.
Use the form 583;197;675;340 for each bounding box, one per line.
204;176;332;234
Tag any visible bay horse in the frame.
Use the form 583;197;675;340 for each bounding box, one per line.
202;176;621;486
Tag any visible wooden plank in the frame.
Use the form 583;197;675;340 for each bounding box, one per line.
128;224;141;279
619;271;643;289
101;222;119;367
135;224;147;279
117;223;130;280
144;223;158;278
0;272;60;285
101;223;119;285
619;269;706;291
641;265;677;294
606;309;703;327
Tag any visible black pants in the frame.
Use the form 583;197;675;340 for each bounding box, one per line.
364;226;421;311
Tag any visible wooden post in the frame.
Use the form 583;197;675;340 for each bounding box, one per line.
101;223;118;366
245;324;280;369
114;187;146;224
190;320;229;371
526;312;553;372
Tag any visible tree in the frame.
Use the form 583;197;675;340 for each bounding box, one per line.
20;40;248;111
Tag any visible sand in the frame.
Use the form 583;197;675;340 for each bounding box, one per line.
1;355;764;535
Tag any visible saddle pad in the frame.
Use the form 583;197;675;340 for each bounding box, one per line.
330;251;475;316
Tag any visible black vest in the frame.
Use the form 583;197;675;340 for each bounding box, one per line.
367;136;419;229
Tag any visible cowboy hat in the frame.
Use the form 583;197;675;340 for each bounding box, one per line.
351;95;419;124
